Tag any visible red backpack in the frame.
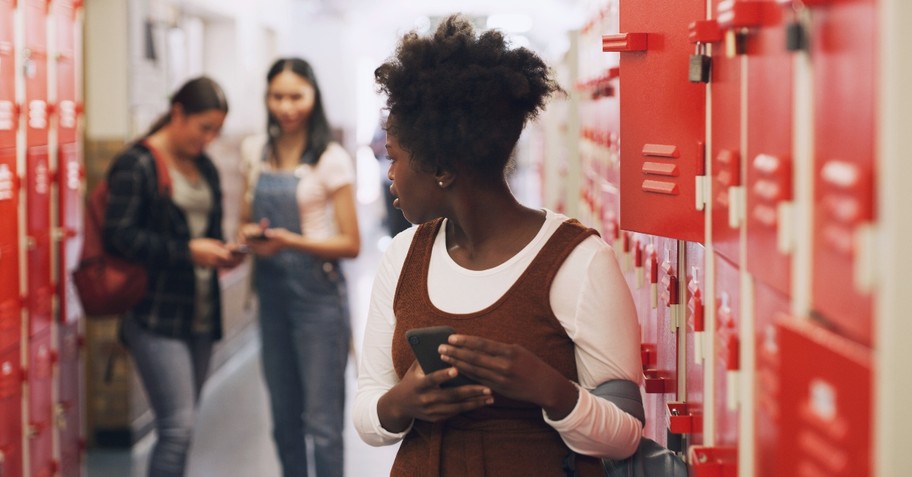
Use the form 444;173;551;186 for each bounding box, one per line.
73;147;171;316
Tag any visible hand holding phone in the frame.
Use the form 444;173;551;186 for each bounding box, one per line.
406;326;477;388
229;244;252;255
247;232;268;241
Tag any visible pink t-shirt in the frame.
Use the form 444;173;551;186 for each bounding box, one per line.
241;135;354;238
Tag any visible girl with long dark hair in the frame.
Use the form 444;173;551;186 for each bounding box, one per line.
238;58;360;477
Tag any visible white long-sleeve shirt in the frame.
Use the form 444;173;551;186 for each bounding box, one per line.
353;209;644;459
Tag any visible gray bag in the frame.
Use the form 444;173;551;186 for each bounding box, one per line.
563;380;687;477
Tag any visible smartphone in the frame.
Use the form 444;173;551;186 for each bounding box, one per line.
405;326;476;387
247;232;268;241
230;244;252;255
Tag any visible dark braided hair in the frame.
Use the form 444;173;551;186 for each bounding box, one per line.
375;14;561;180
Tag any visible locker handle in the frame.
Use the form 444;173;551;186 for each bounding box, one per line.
667;402;703;434
688;446;738;476
640;343;657;369
643;368;675;394
602;33;648;52
689;20;723;44
717;0;765;29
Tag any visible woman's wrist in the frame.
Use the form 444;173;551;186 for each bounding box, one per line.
377;391;411;433
540;378;580;422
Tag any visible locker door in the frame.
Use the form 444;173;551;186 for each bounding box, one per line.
656;237;681;447
669;242;706;448
57;321;82;477
0;0;15;149
23;0;49;148
641;237;679;445
745;1;793;296
810;0;876;347
26;146;53;337
607;0;706;242
753;281;789;477
54;0;78;145
27;330;55;477
709;1;749;264
777;318;872;476
621;234;660;438
712;253;740;448
24;0;53;338
0;147;19;353
0;346;23;477
687;252;742;476
57;142;82;324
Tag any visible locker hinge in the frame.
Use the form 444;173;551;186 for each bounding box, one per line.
695;176;709;211
695;141;708;211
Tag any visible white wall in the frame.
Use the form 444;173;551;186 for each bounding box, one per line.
84;0;130;139
84;0;295;141
283;6;360;152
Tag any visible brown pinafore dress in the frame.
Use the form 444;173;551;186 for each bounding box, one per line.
390;218;603;477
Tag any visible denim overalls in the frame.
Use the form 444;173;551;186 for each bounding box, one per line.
251;155;350;477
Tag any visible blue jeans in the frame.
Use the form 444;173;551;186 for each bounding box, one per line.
122;318;212;477
257;254;350;477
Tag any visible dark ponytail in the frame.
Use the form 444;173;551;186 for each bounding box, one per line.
265;58;332;164
146;76;229;136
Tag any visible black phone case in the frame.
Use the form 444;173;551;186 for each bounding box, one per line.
405;326;476;387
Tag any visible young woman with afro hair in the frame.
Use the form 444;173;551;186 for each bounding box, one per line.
353;15;643;476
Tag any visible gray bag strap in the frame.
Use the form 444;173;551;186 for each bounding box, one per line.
590;379;646;426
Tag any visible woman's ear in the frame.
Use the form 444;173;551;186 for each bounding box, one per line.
434;168;455;189
170;103;186;122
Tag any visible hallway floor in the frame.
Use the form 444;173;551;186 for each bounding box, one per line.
86;204;401;476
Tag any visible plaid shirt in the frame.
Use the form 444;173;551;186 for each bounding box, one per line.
102;141;224;339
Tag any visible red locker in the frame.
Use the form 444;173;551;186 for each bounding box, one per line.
809;0;876;347
54;0;79;145
0;345;23;477
0;147;19;353
638;236;679;445
622;234;661;437
27;330;55;477
57;321;82;477
23;0;50;148
708;1;751;264
777;317;872;476
57;142;82;324
24;0;54;338
606;0;706;243
0;0;15;149
26;146;53;337
753;280;789;477
670;241;706;447
745;2;793;297
712;253;740;448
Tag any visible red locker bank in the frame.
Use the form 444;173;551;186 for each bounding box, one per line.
2;0;86;475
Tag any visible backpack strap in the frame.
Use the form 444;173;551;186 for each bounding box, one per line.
141;139;172;197
590;379;646;426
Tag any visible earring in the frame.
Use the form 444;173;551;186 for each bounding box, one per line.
438;181;445;187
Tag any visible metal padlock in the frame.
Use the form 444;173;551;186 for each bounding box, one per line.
786;20;806;52
689;43;711;83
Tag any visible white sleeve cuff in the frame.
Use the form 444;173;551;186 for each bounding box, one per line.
542;383;643;459
369;394;413;443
